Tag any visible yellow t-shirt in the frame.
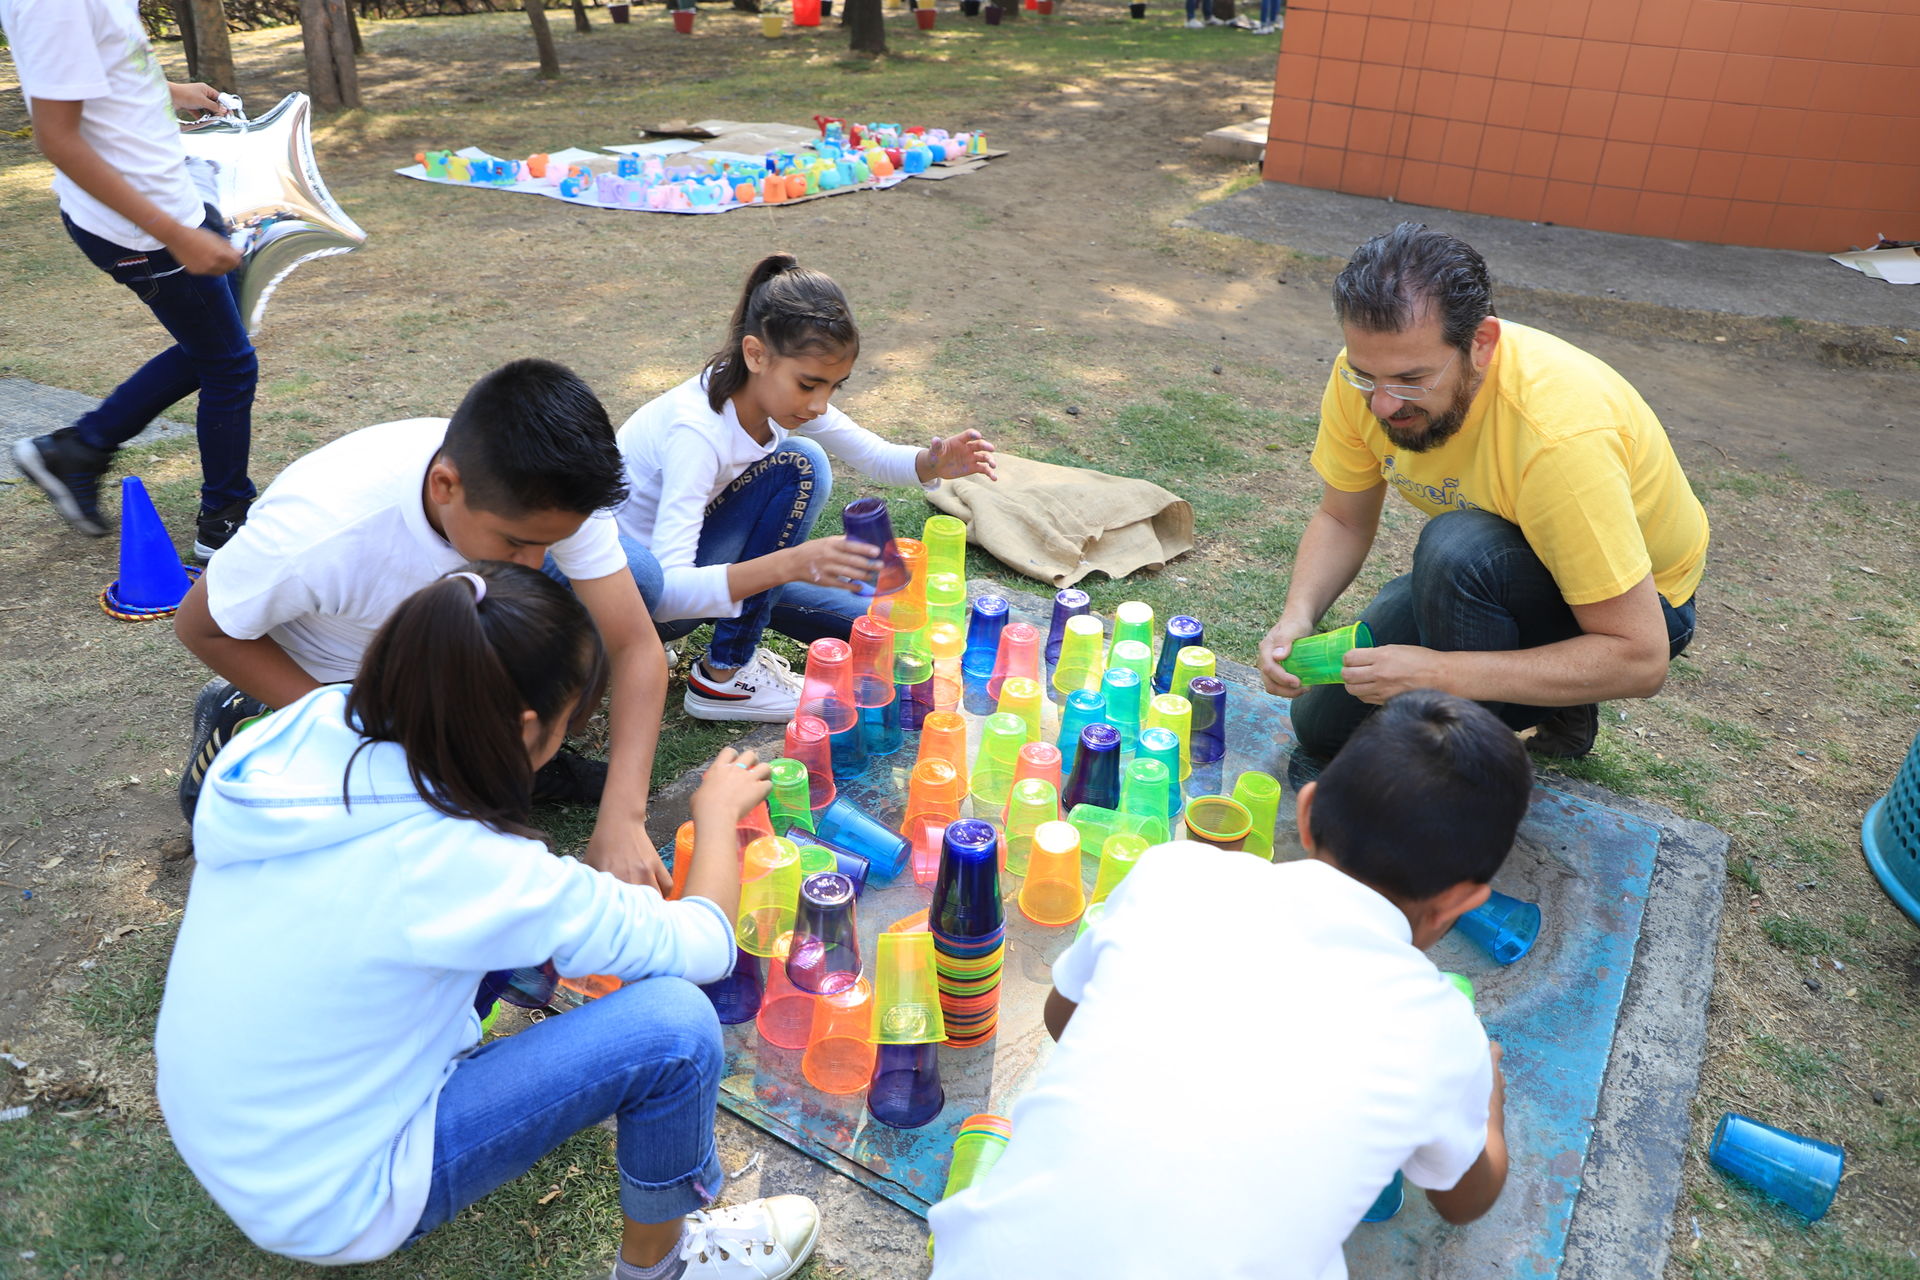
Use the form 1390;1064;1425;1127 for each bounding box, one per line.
1310;321;1708;607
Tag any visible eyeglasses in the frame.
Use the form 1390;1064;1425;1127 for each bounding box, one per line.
1337;350;1458;402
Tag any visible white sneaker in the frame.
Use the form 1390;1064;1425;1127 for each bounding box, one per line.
1204;14;1226;23
675;1196;821;1279
1184;16;1203;26
683;648;802;723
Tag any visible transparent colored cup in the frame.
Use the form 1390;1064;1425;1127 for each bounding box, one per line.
1136;726;1184;821
1062;722;1123;813
737;836;803;957
1184;795;1253;851
787;829;872;896
903;757;965;885
1187;675;1228;766
1108;638;1155;724
926;572;968;631
861;692;904;759
755;933;817;1050
897;673;934;732
830;716;869;784
801;976;877;1095
930;818;1003;940
995;675;1046;743
939;1115;1013;1200
1051;614;1107;699
928;618;965;711
867;1040;945;1129
1709;1112;1845;1221
970;712;1028;810
1068;802;1169;850
839;496;911;596
1044;588;1091;666
783;715;837;812
987;622;1043;701
922;513;968;583
1018;820;1086;926
1145;693;1194;781
917;710;970;791
1074;898;1106;939
1099;667;1142;750
961;596;1010;679
815;795;912;882
1121;756;1173;830
870;930;947;1045
1057;688;1110;774
1173;644;1216;690
1442;971;1476;1005
700;946;763;1025
1453;888;1542;964
1007;741;1064;809
668;819;697;901
800;637;858;734
850;616;898;710
1231;771;1282;861
1109;600;1155;657
1090;832;1149;904
869;538;929;638
1003;778;1061;877
768;758;816;835
1151;615;1203;694
736;801;774;851
1281;621;1374;686
787;872;861;995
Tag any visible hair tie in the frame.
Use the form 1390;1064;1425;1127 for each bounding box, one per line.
446;570;487;603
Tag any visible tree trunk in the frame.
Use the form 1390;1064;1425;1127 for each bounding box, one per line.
347;3;365;53
571;0;593;29
299;0;362;109
171;1;200;79
732;0;761;12
189;0;238;91
846;0;885;52
523;0;561;77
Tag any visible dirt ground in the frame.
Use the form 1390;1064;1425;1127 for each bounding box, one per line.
2;8;1917;1278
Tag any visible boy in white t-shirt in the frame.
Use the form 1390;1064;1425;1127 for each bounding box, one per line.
930;690;1529;1280
3;0;260;559
174;359;674;891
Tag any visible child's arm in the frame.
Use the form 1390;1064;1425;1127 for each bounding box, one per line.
681;746;772;924
1043;986;1078;1041
1425;1042;1509;1225
570;569;673;893
174;577;323;709
29;96;239;276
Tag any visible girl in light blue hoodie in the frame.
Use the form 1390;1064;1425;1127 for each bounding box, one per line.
156;561;823;1280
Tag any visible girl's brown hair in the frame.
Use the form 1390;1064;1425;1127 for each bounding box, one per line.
345;561;609;838
703;253;861;414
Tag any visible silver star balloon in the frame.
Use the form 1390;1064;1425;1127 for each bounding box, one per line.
178;93;367;336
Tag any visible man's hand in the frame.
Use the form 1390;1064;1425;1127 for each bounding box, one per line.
165;224;242;276
1257;614;1319;697
1341;643;1452;705
585;821;670;895
169;81;226;116
917;429;998;483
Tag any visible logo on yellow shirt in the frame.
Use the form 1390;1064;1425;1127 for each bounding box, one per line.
1380;457;1483;514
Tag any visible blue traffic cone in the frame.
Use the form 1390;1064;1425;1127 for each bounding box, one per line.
100;476;196;620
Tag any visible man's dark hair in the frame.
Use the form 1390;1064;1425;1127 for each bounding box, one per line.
1309;690;1533;901
440;359;627;516
1332;222;1496;356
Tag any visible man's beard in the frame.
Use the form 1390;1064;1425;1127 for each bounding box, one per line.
1379;364;1479;453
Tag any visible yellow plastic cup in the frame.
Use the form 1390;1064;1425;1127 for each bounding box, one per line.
1017;820;1087;926
1145;693;1194;781
870;931;947;1045
1231;771;1282;861
1090;832;1149;903
995;675;1047;743
736;836;802;957
1003;777;1061;877
923;514;968;582
1174;645;1216;692
1051;614;1107;699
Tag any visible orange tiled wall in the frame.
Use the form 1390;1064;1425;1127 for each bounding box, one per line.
1262;0;1920;251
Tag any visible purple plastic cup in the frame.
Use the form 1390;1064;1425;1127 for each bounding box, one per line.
840;497;911;597
1187;675;1228;765
700;947;763;1024
867;1040;945;1128
1044;589;1092;665
786;872;861;995
1062;723;1123;812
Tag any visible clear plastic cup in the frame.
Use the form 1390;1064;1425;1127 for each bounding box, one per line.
1018;820;1086;926
1136;726;1184;821
870;930;947;1045
994;675;1046;743
1709;1112;1845;1221
922;513;968;583
969;712;1028;810
926;572;968;631
917;711;971;792
1090;832;1149;904
814;795;912;883
783;715;837;812
987;622;1043;701
1230;771;1282;861
801;976;877;1095
850;616;898;710
1051;614;1107;699
1145;693;1194;781
1183;795;1253;851
1003;778;1061;877
1068;802;1170;851
1280;621;1374;686
799;637;858;734
768;758;816;835
1099;666;1143;750
1108;638;1154;723
787;872;861;995
1453;888;1542;965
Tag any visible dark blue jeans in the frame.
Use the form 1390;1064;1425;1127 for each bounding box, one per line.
404;977;726;1246
1291;510;1698;760
62;204;257;511
627;434;870;669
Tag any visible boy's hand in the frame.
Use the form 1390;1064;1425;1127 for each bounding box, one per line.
166;224;243;276
786;537;881;593
585;823;668;895
918;430;998;483
169;81;227;116
690;747;773;826
1257;613;1316;696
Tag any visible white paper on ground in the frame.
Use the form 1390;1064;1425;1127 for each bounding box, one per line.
602;139;706;157
1830;247;1920;285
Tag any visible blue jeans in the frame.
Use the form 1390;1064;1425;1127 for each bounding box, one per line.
1259;0;1280;24
1290;510;1699;760
403;977;726;1246
626;435;870;669
1185;0;1213;16
62;205;258;512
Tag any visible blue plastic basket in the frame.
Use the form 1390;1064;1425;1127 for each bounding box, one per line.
1862;729;1920;928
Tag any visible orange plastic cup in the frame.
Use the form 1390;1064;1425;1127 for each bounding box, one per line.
1018;820;1087;926
737;801;774;852
669;819;696;900
986;622;1042;701
1007;741;1064;807
802;977;877;1094
916;711;970;792
784;715;837;812
800;637;858;733
995;675;1046;743
850;616;898;710
756;933;816;1050
1003;777;1060;877
903;757;964;885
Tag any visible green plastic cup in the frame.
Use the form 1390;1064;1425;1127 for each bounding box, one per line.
923;514;968;583
970;712;1029;810
926;571;968;630
1144;693;1194;781
768;759;817;835
1230;771;1282;861
1004;777;1061;877
1068;802;1169;851
1109;601;1155;658
1108;638;1154;723
1442;971;1476;1006
736;836;803;957
1281;621;1374;686
1173;645;1216;693
1090;832;1149;903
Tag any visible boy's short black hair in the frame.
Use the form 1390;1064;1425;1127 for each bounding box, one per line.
1309;690;1533;901
440;359;628;517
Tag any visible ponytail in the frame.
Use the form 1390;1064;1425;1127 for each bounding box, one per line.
344;561;610;839
704;252;861;414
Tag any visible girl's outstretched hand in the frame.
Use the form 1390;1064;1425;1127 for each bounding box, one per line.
690;746;773;827
919;430;999;483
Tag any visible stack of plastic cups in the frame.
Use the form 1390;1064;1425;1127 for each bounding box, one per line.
938;1114;1013;1201
1017;820;1086;926
970;712;1028;812
1062;723;1123;813
929;819;1005;1049
928;620;966;713
926;572;968;630
1145;694;1194;781
1152;616;1204;694
839;497;911;597
922;513;968;584
1003;777;1061;876
1109;600;1155;660
787;872;861;995
1232;771;1282;860
995;675;1046;743
851;616;903;758
917;711;970;792
903;757;965;886
783;715;837;813
1136;726;1185;821
867;930;946;1128
1057;689;1110;775
1187;676;1228;766
801;977;876;1095
961;596;1010;681
1121;757;1175;834
1051;615;1106;702
1090;832;1149;904
767;758;817;835
1108;639;1155;724
1099;668;1142;753
1043;589;1091;666
876;539;933;730
987;622;1043;702
801;638;865;783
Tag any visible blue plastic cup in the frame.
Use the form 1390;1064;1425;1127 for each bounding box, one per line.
815;795;912;882
778;824;873;896
861;695;904;757
898;674;934;731
1056;688;1109;775
1709;1113;1844;1220
829;721;869;784
1151;615;1203;695
1100;666;1143;750
1044;588;1092;666
1453;888;1542;965
1187;675;1228;765
867;1041;945;1129
930;818;1004;940
700;947;763;1024
962;596;1010;680
1062;723;1123;813
1360;1170;1404;1222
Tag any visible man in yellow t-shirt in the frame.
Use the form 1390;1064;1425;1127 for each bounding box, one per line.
1259;223;1708;762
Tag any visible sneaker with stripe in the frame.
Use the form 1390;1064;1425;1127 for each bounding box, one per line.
178;677;270;823
683;648;802;723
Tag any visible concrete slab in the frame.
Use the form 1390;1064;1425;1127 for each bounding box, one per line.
0;378;190;480
1199;117;1270;163
1178;181;1919;330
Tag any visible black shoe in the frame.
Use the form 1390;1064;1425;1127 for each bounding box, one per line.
179;677;270;822
11;427;111;537
532;747;608;805
1284;747;1327;793
194;494;255;562
1526;703;1599;759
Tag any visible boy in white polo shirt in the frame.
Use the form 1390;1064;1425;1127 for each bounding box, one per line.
173;359;673;891
930;689;1528;1280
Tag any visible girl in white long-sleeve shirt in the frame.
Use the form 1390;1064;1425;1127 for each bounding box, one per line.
615;253;996;723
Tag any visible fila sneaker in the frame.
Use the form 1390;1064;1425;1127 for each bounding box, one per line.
682;648;802;723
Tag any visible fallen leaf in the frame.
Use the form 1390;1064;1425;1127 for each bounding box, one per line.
39;857;62;871
537;1185;564;1205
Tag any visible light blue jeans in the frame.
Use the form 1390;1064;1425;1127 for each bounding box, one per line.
403;977;725;1244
